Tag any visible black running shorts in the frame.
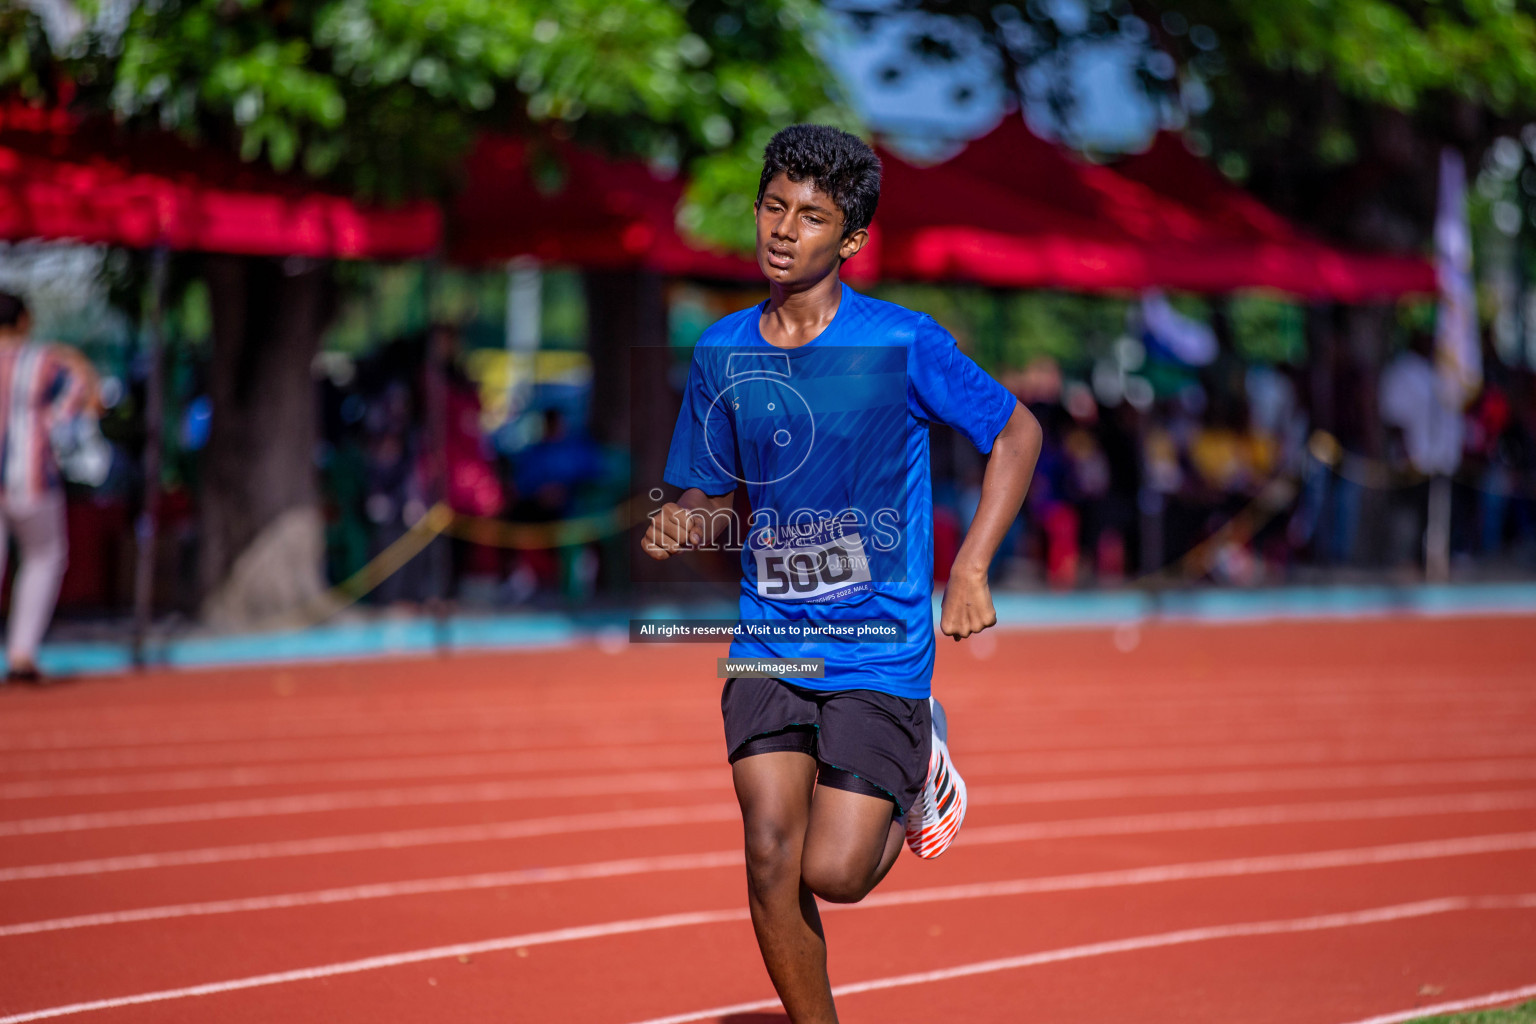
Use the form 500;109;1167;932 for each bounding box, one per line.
722;675;931;818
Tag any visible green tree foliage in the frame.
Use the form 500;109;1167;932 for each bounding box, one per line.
62;0;847;238
1194;0;1536;115
0;5;55;101
0;0;854;616
844;0;1536;247
874;283;1127;371
1147;0;1536;248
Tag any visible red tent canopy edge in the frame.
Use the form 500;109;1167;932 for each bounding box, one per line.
0;105;440;259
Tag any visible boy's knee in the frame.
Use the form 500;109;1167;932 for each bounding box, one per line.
800;858;876;905
742;820;800;896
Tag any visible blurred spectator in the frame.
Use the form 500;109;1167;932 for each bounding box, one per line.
1020;403;1077;588
1095;403;1141;580
1189;405;1271;498
1381;331;1463;570
1062;406;1114;578
0;292;99;682
1139;410;1183;574
322;424;370;585
432;324;504;596
443;361;503;519
1381;332;1463;478
364;379;436;606
1464;381;1511;557
503;408;604;601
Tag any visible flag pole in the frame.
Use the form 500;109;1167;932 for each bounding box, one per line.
132;245;169;669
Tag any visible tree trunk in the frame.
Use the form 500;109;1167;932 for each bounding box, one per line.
198;255;334;628
583;269;702;592
585;268;670;457
1342;302;1394;568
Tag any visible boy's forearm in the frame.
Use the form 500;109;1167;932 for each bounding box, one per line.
675;486;737;547
677;487;735;512
952;404;1042;577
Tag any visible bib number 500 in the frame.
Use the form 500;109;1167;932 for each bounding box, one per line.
756;533;872;600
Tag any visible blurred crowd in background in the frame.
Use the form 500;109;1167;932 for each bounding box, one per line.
11;247;1536;634
5;0;1536;645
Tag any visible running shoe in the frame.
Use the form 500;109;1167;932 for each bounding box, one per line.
905;696;967;859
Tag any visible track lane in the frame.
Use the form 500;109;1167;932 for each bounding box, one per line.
2;615;1532;1022
4;790;1532;934
3;822;1534;1013
7;865;1535;1023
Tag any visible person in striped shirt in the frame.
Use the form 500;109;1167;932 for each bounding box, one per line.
0;292;97;684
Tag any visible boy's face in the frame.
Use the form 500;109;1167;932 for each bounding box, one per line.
754;173;868;288
0;312;29;339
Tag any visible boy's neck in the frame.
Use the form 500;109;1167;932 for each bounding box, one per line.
762;270;842;348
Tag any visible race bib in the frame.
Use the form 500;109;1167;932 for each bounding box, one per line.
754;529;873;602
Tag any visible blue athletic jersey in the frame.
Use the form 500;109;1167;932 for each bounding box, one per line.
664;283;1017;699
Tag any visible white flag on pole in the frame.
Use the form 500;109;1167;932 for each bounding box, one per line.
1434;147;1481;405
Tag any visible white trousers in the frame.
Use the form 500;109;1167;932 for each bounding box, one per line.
0;490;67;667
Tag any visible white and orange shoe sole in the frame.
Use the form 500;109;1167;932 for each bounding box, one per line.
905;697;967;859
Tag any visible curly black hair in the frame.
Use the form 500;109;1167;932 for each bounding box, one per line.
0;292;25;329
756;125;882;237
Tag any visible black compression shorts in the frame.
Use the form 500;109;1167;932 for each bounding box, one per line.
722;675;931;818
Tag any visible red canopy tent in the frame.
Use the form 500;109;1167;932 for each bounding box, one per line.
0;103;1427;297
449;119;1433;300
874;132;1190;292
0;104;441;662
1111;130;1435;300
878;117;1435;299
1112;131;1302;242
449;134;756;279
0;105;440;258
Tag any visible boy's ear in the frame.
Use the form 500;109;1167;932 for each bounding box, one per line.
839;227;870;262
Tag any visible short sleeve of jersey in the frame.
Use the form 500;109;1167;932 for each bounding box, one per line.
908;315;1017;453
663;348;739;495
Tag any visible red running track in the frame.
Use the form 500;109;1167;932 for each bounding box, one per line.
1;615;1534;1023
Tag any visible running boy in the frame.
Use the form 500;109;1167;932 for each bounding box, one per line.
641;124;1042;1023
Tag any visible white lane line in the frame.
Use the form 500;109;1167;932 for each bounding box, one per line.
3;812;1533;939
6;729;1534;781
2;675;1517;726
8;758;1536;838
0;749;719;800
959;790;1536;845
0;910;759;1024
0;802;742;882
10;735;1536;800
1334;983;1536;1024
0;851;745;938
7;682;1518;739
960;735;1536;779
0;735;722;779
854;832;1536;912
0;710;706;752
4;790;1532;926
2;831;1533;974
0;770;728;837
6;893;1535;1024
2;684;1522;746
5;783;1534;887
624;896;1536;1024
974;759;1536;806
0;704;1519;755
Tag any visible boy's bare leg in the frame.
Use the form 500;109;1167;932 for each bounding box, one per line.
733;752;838;1024
800;787;906;905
